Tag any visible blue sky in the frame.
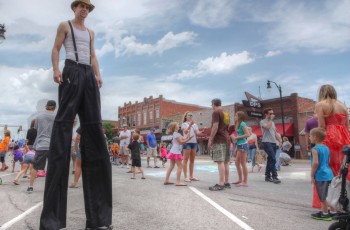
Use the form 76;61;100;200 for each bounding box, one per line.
0;0;350;135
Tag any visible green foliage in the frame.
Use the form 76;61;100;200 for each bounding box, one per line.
103;122;115;140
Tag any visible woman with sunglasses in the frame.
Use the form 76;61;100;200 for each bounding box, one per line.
181;111;202;182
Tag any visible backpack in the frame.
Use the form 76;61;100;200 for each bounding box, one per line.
223;111;230;126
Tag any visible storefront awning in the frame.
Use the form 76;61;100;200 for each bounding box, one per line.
250;123;294;137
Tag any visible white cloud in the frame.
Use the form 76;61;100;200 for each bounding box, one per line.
198;51;254;74
265;50;282;57
188;0;238;28
266;1;350;53
169;51;254;80
120;31;197;56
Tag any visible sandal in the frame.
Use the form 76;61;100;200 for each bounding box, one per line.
130;177;136;179
184;178;191;182
209;184;225;191
69;183;79;188
231;181;242;184
190;177;200;181
164;182;174;185
176;183;187;186
141;177;146;179
13;180;19;185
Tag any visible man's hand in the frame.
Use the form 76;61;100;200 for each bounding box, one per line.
208;139;213;149
96;75;103;88
53;69;63;84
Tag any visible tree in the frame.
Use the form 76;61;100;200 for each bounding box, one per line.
102;122;115;140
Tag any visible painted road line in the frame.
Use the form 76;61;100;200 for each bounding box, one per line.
0;173;15;178
0;202;43;230
189;186;254;230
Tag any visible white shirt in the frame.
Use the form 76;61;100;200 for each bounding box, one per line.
119;130;131;147
181;122;198;143
169;132;183;154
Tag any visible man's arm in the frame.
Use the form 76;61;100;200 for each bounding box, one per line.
261;119;273;130
90;30;102;88
52;22;68;84
208;122;218;149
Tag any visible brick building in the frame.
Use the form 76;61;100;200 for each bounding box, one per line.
118;95;207;137
234;93;315;158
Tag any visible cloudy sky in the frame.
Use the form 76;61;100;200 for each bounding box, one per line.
1;0;350;134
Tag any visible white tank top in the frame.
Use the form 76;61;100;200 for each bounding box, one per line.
64;22;91;65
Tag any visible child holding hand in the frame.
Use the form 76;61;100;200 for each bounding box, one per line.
164;122;193;186
310;127;334;221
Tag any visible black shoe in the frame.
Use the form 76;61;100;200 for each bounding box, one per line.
86;225;113;230
27;187;33;194
265;177;273;182
209;184;225;191
311;211;332;221
224;183;231;189
273;178;281;184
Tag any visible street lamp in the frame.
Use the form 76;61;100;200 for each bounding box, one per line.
267;80;285;137
0;24;6;44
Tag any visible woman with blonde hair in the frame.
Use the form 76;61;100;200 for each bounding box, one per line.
313;84;350;208
181;111;202;182
231;111;250;186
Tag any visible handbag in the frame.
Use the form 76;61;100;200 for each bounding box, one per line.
255;150;265;164
326;176;350;209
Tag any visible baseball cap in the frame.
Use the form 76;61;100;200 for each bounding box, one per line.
150;127;156;131
46;100;56;107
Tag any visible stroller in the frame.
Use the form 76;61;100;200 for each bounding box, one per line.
329;145;350;230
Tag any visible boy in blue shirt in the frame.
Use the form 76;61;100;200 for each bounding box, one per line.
310;127;334;221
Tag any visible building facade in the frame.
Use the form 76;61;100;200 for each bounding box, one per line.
234;93;315;158
118;95;207;136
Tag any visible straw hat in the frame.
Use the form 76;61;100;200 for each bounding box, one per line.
71;0;95;12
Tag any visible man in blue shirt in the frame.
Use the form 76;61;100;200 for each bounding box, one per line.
146;128;159;168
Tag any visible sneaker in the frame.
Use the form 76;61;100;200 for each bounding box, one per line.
273;178;281;184
311;211;332;221
265;177;273;182
209;184;225;191
154;166;160;168
27;187;33;194
85;225;113;230
224;183;231;189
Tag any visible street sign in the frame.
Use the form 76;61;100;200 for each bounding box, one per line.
242;100;263;109
246;111;263;118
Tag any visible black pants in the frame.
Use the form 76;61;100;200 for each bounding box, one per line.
263;142;278;179
40;60;112;230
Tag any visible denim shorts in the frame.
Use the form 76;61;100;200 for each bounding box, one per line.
183;143;197;150
23;154;35;164
76;149;81;159
237;143;249;152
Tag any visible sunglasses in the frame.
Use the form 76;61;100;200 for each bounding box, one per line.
187;114;193;117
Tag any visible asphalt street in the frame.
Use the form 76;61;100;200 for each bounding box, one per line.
0;156;332;230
